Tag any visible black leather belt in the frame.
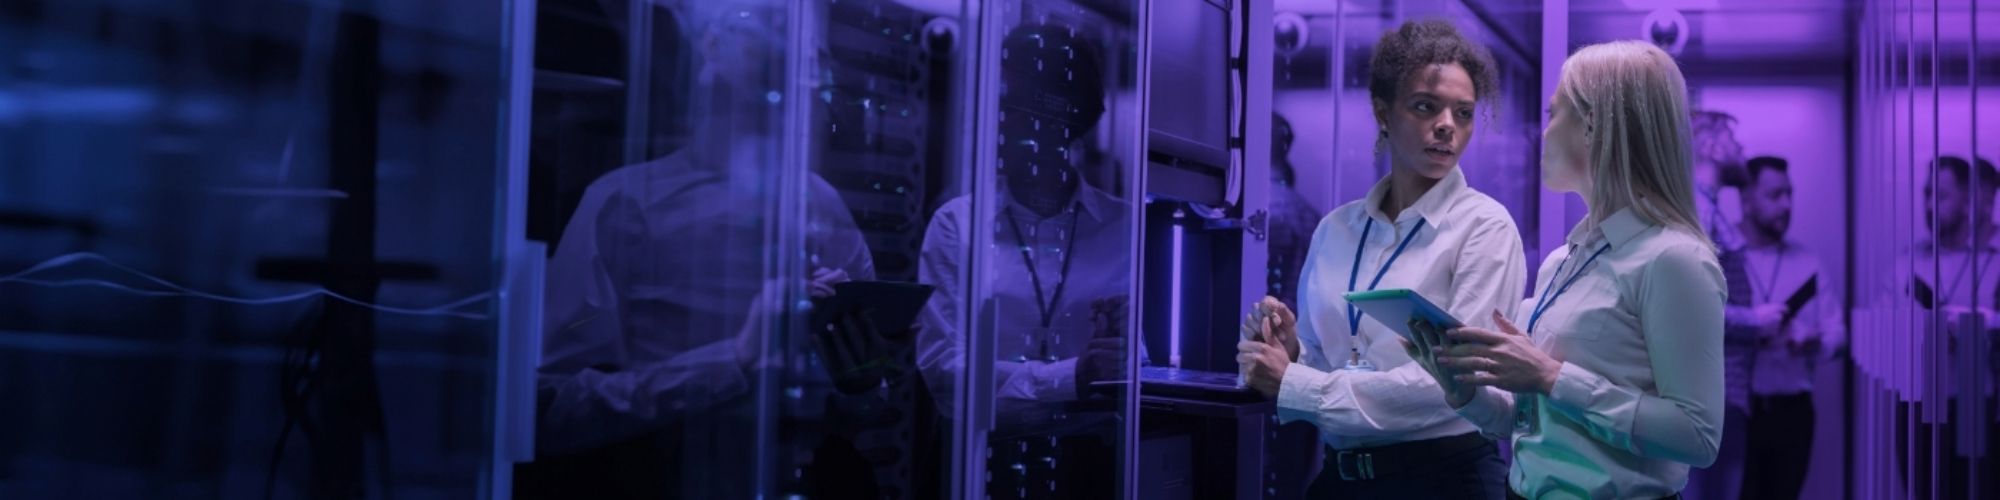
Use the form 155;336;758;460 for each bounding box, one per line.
1510;489;1680;500
1325;432;1489;481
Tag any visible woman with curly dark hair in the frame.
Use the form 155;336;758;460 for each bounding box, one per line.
1236;19;1524;499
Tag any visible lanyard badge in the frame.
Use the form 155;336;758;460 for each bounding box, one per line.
1007;208;1082;362
1343;217;1426;371
1514;242;1611;434
1514;394;1541;434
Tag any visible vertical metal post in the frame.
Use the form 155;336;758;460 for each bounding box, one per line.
623;1;654;164
1968;1;1984;494
1538;0;1570;265
951;1;1000;498
1122;1;1156;498
486;0;542;498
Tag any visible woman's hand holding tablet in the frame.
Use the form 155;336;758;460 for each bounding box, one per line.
1341;288;1479;407
1434;311;1561;396
1404;319;1475;408
1341;289;1465;345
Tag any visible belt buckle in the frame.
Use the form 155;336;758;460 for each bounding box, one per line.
1336;450;1376;481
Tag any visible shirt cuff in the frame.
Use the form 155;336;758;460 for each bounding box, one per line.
1454;387;1510;435
1547;361;1600;412
1277;363;1332;417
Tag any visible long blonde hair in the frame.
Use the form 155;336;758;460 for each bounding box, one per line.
1557;41;1710;248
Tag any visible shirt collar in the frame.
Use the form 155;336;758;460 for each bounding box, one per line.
1567;206;1653;249
1354;166;1467;231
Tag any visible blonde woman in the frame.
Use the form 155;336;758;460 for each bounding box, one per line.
1407;41;1726;500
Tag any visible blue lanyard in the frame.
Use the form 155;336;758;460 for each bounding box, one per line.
1347;217;1426;336
1527;243;1612;334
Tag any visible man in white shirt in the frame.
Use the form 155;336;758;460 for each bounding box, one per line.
528;3;897;497
1896;156;2000;500
913;23;1130;499
1733;156;1844;500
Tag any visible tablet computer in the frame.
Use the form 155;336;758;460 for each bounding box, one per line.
811;281;937;332
1912;276;1935;310
1782;274;1818;323
1342;288;1466;345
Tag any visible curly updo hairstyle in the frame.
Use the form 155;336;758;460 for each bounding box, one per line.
1367;19;1500;145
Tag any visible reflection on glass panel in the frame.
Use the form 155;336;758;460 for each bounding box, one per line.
0;1;509;498
524;0;793;497
1849;1;1999;497
524;0;788;496
807;0;959;498
524;0;956;498
911;1;1140;497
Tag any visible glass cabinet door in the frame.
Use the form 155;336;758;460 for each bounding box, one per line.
0;1;517;498
1849;1;1999;498
523;0;971;498
929;1;1146;498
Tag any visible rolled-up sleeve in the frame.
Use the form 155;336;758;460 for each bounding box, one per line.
1542;243;1726;467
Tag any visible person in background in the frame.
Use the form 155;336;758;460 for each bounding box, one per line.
1897;155;2000;500
1683;109;1762;500
1412;40;1726;500
1734;156;1844;500
526;2;899;498
1238;19;1525;499
914;22;1131;500
1912;156;2000;313
1269;112;1323;311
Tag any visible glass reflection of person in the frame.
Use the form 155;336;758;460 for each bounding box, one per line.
1412;41;1727;500
1733;156;1844;500
913;23;1128;499
1912;156;2000;314
1683;109;1762;500
1268;113;1323;311
1896;156;2000;500
1236;20;1525;498
527;3;895;498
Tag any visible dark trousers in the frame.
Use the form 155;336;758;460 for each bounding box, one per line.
1509;490;1680;500
1305;434;1507;499
1894;400;1987;500
1742;393;1815;500
1685;404;1749;500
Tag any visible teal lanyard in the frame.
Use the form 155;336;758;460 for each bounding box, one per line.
1527;243;1612;334
1346;218;1427;336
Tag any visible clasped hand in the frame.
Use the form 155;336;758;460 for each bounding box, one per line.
1405;311;1564;407
1236;297;1300;398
